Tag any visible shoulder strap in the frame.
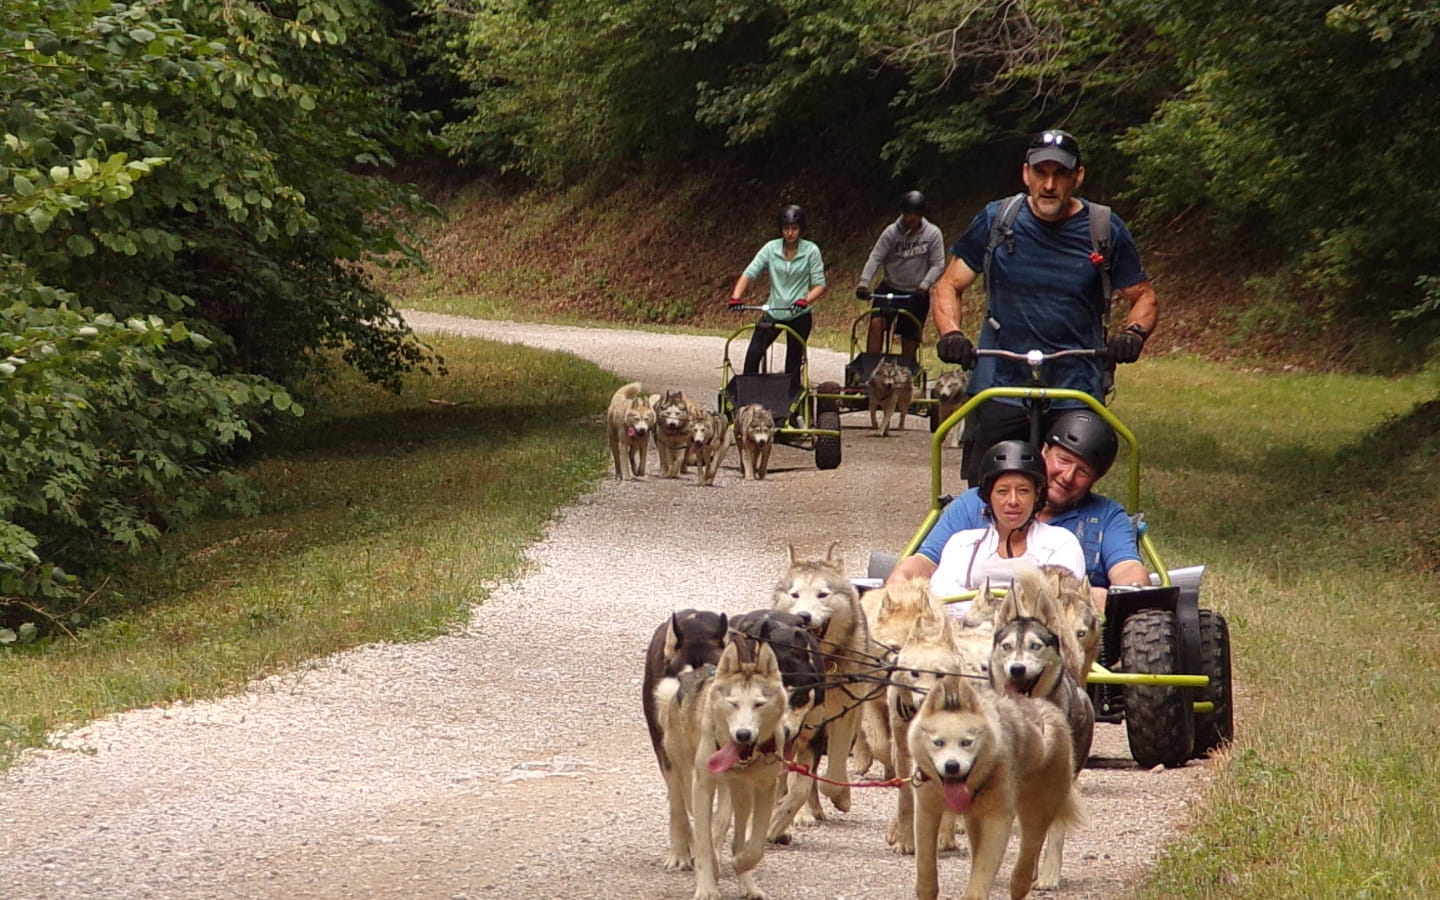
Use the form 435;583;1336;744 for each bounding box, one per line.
982;193;1028;320
1088;201;1113;305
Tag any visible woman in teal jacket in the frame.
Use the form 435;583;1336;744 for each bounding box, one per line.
728;204;827;375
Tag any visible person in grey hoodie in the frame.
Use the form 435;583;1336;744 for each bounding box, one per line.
855;190;946;362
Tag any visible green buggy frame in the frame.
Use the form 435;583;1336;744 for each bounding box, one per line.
718;316;842;470
871;348;1234;767
813;293;939;427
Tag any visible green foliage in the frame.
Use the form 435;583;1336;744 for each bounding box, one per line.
1119;0;1440;365
3;0;443;388
1;0;446;622
0;296;300;622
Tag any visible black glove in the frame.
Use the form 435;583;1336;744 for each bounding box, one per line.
936;331;977;370
855;285;871;300
1107;325;1147;364
913;286;930;302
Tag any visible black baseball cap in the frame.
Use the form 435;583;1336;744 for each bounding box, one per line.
1026;130;1081;170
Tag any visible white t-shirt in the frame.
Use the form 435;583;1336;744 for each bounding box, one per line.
929;520;1086;607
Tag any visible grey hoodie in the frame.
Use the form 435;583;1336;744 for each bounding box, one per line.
857;216;946;293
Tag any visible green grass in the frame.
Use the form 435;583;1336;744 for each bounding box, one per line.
1117;357;1440;898
0;335;618;767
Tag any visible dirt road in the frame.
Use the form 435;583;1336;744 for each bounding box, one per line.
0;314;1212;899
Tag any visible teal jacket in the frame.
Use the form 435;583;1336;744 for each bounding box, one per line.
743;238;826;322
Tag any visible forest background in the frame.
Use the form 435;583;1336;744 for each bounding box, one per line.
3;0;1438;639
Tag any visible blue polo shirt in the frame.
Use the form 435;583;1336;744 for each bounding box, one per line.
951;197;1147;403
916;487;1139;588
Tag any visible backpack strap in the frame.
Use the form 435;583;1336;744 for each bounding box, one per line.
1088;200;1114;312
982;193;1028;326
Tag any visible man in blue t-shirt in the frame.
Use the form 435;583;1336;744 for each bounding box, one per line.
887;411;1149;612
929;129;1159;483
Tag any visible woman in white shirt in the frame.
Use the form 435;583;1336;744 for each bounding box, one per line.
929;440;1086;610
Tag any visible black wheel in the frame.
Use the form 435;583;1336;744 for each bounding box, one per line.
815;381;841;415
1191;610;1234;757
1120;609;1195;767
814;410;842;470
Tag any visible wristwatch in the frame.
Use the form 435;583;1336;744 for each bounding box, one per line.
1123;322;1151;341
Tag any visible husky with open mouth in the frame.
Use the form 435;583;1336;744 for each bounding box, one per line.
769;542;878;819
656;639;786;900
908;674;1081;900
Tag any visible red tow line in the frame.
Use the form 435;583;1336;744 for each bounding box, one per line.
782;760;906;789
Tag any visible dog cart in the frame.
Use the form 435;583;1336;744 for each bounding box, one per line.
813;292;939;427
864;347;1233;768
718;311;842;470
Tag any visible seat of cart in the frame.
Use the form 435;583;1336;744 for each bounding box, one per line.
725;373;801;426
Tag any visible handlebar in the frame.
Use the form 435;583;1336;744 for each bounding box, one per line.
977;347;1103;364
870;291;913;302
971;346;1109;381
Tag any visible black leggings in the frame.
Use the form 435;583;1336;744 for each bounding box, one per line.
744;312;812;375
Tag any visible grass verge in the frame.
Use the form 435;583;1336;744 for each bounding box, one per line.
0;335;617;768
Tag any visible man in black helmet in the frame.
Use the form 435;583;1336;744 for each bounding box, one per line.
929;130;1159;485
729;204;827;375
855;190;946;362
887;410;1148;609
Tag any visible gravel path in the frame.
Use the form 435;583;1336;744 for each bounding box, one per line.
0;313;1214;899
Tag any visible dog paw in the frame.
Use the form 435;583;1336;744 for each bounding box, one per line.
822;784;852;813
693;889;723;900
765;830;792;845
661;852;693;871
792;808;820;828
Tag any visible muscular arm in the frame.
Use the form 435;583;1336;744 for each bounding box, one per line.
929;256;979;336
1118;279;1158;335
885;553;937;586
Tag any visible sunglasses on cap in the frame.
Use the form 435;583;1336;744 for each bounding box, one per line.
1027;130;1082;167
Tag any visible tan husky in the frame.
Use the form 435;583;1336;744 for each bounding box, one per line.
1036;563;1101;680
605;382;656;481
652;389;701;478
733;403;776;481
856;577;935;780
909;674;1081;900
931;369;969;448
769;543;877;823
687;410;732;486
868;358;913;436
990;564;1097;891
657;640;787;900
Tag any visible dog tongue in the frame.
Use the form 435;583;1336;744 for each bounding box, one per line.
943;781;972;812
708;741;742;774
626;426;638;439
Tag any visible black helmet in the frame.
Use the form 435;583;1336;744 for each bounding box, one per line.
899;190;927;213
978;440;1048;512
1044;410;1119;478
777;204;806;229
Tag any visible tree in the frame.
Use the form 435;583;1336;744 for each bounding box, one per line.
1119;0;1440;366
2;0;440;626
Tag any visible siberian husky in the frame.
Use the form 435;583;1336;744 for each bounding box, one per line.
867;358;913;436
770;543;878;818
605;382;656;480
657;640;787;900
908;674;1081;900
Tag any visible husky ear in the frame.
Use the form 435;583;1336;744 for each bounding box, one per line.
665;612;684;656
717;640;742;675
935;674;978;713
994;588;1020;629
825;540;844;569
754;641;780;677
714;612;729;640
787;543;799;566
